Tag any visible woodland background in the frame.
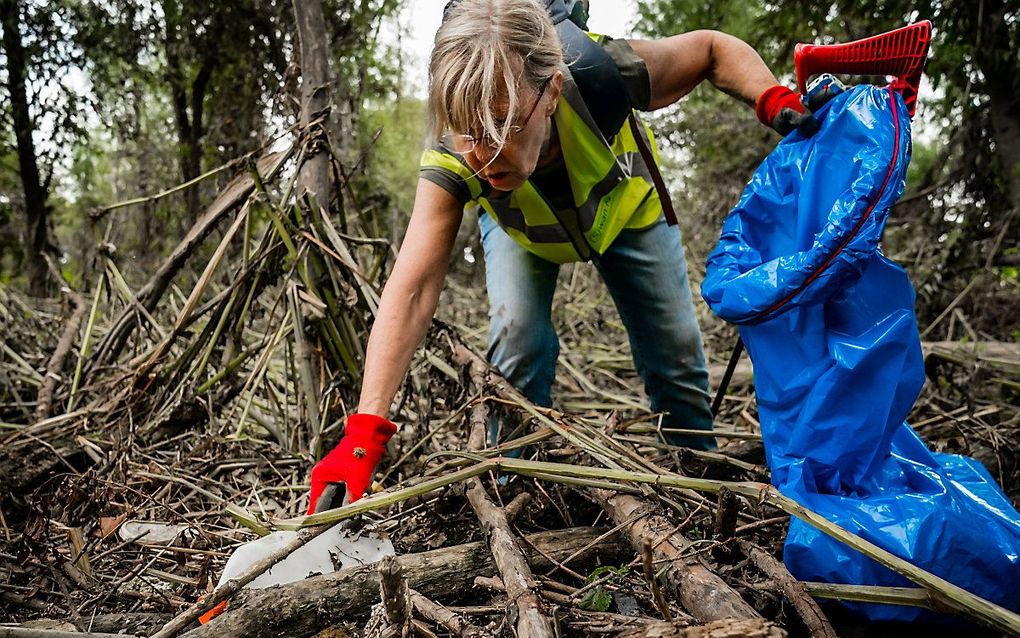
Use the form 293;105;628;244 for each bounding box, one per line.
0;0;1015;332
1;0;1018;331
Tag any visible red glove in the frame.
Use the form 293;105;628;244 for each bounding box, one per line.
307;413;397;514
756;85;819;137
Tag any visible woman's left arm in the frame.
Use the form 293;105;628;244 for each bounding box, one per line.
629;30;816;136
628;30;778;110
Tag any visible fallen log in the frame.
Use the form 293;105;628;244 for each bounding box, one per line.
618;619;786;638
591;490;761;623
182;526;626;638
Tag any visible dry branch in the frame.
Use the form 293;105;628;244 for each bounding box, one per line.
923;340;1020;374
464;476;553;638
462;364;553;638
713;488;738;545
409;590;487;638
641;539;674;622
377;555;412;637
92;149;294;368
737;540;836;638
33;259;86;422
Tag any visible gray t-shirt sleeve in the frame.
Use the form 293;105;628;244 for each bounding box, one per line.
420;167;473;205
600;36;651;111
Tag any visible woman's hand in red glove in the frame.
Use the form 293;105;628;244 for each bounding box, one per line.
756;85;820;137
307;413;397;514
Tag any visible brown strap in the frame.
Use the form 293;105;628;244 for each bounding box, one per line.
629;113;678;226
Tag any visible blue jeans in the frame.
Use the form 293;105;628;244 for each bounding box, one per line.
480;213;715;450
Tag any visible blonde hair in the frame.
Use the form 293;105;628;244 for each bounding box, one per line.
428;0;563;148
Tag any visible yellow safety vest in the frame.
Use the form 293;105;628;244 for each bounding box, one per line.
420;68;665;264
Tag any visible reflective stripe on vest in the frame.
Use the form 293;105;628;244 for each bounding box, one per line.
419;149;485;200
419;68;665;264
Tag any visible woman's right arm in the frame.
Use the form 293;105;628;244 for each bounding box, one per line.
356;178;465;419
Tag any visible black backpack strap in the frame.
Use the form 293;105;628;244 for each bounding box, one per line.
549;1;633;138
628;114;679;227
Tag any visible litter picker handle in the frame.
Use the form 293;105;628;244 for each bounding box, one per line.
795;21;932;117
314;482;349;513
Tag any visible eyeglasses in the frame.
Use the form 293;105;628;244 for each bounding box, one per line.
450;78;551;153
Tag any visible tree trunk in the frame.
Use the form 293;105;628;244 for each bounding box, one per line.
973;0;1020;216
1;0;53;295
292;0;334;208
163;2;216;222
985;82;1020;215
290;0;340;439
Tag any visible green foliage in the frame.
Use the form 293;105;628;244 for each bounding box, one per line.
0;0;97;288
76;0;295;167
635;0;760;39
579;565;631;612
588;565;631;580
2;0;96;155
579;588;613;612
359;97;425;230
905;138;937;191
998;247;1018;283
327;0;406;103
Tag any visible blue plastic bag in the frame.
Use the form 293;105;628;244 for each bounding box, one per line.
703;84;1020;621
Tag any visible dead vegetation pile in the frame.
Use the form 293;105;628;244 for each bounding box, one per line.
1;219;1018;638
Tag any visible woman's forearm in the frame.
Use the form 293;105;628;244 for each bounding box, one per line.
704;31;778;107
357;267;447;418
355;179;463;421
631;30;779;111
